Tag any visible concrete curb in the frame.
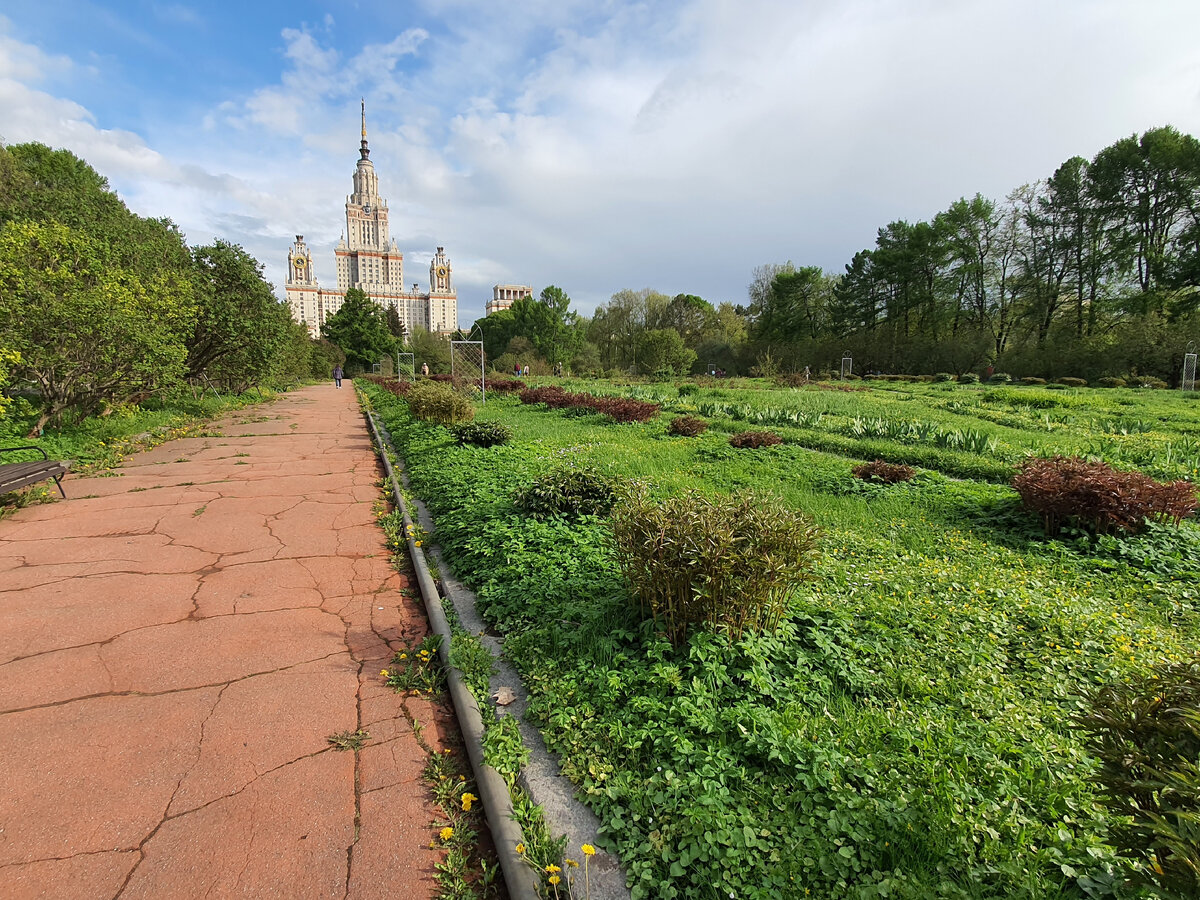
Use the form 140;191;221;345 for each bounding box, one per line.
363;409;542;900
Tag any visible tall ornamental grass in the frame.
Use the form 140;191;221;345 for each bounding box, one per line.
611;490;819;645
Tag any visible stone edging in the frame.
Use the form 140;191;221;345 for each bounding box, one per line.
363;409;542;900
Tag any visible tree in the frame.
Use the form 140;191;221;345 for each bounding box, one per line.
635;329;697;376
0;221;193;434
385;303;407;340
405;325;452;374
321;288;395;373
187;240;289;389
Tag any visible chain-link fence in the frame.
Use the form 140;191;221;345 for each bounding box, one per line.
396;352;415;381
451;340;485;403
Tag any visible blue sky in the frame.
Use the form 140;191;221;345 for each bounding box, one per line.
4;1;1200;326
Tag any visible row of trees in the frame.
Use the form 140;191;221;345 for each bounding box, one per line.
746;126;1200;381
0;143;336;434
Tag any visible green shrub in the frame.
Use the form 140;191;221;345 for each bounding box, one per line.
450;421;513;447
610;489;819;646
729;430;782;449
1046;382;1068;390
932;372;956;383
988;372;1012;384
1020;376;1047;386
958;372;980;384
1057;377;1089;388
513;465;623;520
677;383;700;397
1012;456;1198;535
406;380;475;426
852;459;916;484
667;415;708;437
1098;377;1128;388
1074;656;1200;898
1134;376;1169;389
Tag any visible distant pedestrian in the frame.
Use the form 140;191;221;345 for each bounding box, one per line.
514;363;521;377
523;364;530;377
553;362;563;377
332;364;343;388
421;362;430;376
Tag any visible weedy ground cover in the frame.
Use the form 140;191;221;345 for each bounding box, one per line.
361;378;1200;900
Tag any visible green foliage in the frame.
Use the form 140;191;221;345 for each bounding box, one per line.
384;635;445;693
482;714;530;787
0;348;18;421
1058;377;1089;387
514;465;622;521
0;220;194;434
321;287;395;373
988;372;1012;383
932;372;956;382
449;631;497;702
451;421;513;447
611;489;819;645
959;372;981;384
1074;657;1200;899
406;380;475;426
635;328;697;376
1099;377;1128;388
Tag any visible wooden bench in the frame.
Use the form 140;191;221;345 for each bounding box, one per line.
0;446;70;498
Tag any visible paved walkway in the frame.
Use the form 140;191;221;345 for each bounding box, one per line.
0;385;457;899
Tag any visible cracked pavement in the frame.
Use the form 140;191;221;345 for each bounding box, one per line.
0;385;459;899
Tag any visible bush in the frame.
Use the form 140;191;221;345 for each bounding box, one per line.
988;372;1012;384
852;459;915;484
1019;377;1047;386
486;378;525;394
677;383;700;397
667;415;708;437
729;430;782;449
513;465;623;520
1098;377;1128;388
1057;377;1088;388
1074;656;1200;898
450;421;513;447
958;372;980;384
519;386;572;408
611;490;819;646
932;372;956;383
1133;376;1169;389
1012;456;1198;535
518;386;660;423
406;380;475;426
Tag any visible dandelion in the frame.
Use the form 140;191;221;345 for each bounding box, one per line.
515;843;526;855
461;792;477;811
545;864;561;873
380;669;389;677
565;858;579;868
399;653;408;660
549;874;561;885
415;540;423;547
440;826;454;842
581;844;596;857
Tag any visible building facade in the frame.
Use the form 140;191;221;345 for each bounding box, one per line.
285;104;458;337
485;284;533;316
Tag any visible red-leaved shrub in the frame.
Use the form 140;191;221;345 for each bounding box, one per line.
1013;456;1198;535
729;430;782;449
486;378;524;393
852;460;915;484
668;415;708;437
519;387;660;423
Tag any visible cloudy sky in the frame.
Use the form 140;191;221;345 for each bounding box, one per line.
3;1;1200;325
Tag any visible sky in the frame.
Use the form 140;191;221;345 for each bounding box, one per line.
3;1;1200;327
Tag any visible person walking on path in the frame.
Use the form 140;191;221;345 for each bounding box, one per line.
332;364;344;388
421;362;430;376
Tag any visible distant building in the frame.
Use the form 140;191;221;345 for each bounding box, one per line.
285;102;458;337
486;284;532;316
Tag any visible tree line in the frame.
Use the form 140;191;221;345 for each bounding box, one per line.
0;142;335;435
473;126;1200;384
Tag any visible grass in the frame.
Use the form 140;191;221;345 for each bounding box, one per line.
361;378;1200;899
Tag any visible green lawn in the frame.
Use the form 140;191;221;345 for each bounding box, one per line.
362;378;1199;900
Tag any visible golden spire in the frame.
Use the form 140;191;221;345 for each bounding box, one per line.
361;98;367;138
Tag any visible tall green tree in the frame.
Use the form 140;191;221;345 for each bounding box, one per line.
321;288;395;373
187;240;289;389
0;221;194;434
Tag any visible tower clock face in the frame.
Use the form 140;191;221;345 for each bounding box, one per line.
436;266;447;278
294;259;305;270
363;204;371;214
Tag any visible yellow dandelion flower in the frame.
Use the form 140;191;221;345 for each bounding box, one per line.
380;669;389;677
515;843;526;855
415;540;423;547
440;826;454;842
566;858;579;868
399;653;408;660
461;792;477;811
549;875;561;885
581;844;596;857
545;864;561;873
